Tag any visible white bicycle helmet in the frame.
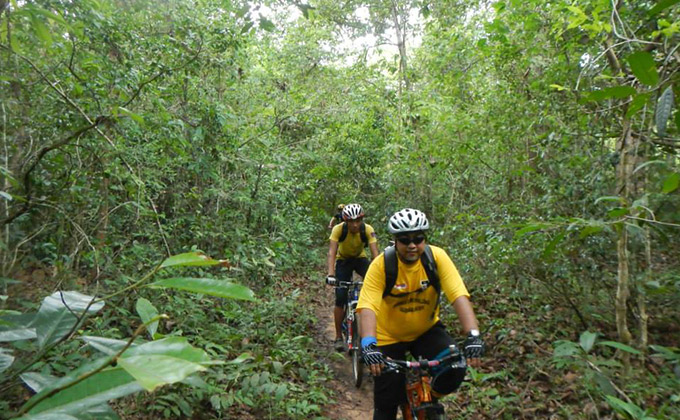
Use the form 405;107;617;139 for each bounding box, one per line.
342;203;364;220
388;208;429;234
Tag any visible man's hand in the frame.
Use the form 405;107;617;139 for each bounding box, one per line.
361;338;385;376
325;276;337;286
463;331;485;363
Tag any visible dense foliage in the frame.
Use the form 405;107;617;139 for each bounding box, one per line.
1;0;678;419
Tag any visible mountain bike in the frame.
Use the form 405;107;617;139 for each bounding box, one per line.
336;279;364;388
383;344;466;420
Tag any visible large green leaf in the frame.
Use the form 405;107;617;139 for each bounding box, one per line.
0;327;37;342
160;252;221;268
0;348;14;373
583;86;636;102
579;331;597;353
117;355;207;391
81;336;139;356
598;340;642;355
627;51;659;86
649;0;680;16
35;292;105;350
655;86;674;136
148;278;256;301
625;93;651;118
22;367;143;416
662;173;679;193
123;337;212;363
135;298;158;339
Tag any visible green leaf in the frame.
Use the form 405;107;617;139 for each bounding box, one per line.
160;252;220;268
579;225;604;238
31;16;53;46
123;337;211;364
579;331;597;353
35;292;105;350
228;352;254;364
542;232;566;259
259;17;276;32
627;51;659;86
598;340;642;355
0;326;37;342
608;207;628;218
117;107;145;125
0;348;14;373
626;93;651;118
633;160;667;174
593;371;617;396
595;196;624;205
117;355;207;392
0;191;12;201
605;396;646;419
584;86;636;102
649;0;680;16
148;278;256;301
655;86;674;136
552;340;581;358
24;5;68;25
135;298;158;339
297;4;314;19
82;336;136;356
22;367;143;415
514;223;550;238
662;173;679;193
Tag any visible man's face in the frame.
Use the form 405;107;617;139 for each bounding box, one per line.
347;218;363;233
394;231;426;263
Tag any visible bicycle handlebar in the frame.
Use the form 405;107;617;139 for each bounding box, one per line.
383;345;465;374
334;280;363;288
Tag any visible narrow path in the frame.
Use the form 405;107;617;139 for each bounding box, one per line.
312;280;374;419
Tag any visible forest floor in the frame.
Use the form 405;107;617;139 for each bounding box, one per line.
312;280;374;420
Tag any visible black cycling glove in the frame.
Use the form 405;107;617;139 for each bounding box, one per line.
326;276;336;286
463;331;485;359
362;342;386;366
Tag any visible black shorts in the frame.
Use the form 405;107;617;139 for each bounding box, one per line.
334;257;370;307
373;322;465;410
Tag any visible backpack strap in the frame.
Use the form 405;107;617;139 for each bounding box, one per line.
422;245;441;318
339;222;348;242
382;246;398;298
338;222;368;248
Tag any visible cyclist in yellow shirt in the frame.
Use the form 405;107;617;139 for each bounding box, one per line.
327;204;345;229
358;208;485;420
326;203;379;351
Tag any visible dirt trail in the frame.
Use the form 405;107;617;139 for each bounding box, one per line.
313;283;374;420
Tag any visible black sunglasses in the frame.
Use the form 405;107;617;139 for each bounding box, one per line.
396;235;426;245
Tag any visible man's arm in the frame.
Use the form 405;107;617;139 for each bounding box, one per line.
327;240;339;275
452;295;479;333
359;308;377;339
452;295;483;367
369;242;379;260
359;308;384;375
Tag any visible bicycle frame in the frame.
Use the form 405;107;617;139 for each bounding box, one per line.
336;280;364;387
385;346;464;420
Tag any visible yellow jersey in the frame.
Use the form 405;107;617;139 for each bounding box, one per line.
357;245;469;345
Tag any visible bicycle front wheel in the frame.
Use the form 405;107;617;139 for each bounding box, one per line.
424;405;446;420
351;318;363;388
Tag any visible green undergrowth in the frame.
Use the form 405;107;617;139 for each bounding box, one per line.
112;279;334;419
438;276;680;420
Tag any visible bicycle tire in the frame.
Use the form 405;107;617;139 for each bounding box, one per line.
341;305;350;345
423;406;446;420
351;317;363;387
